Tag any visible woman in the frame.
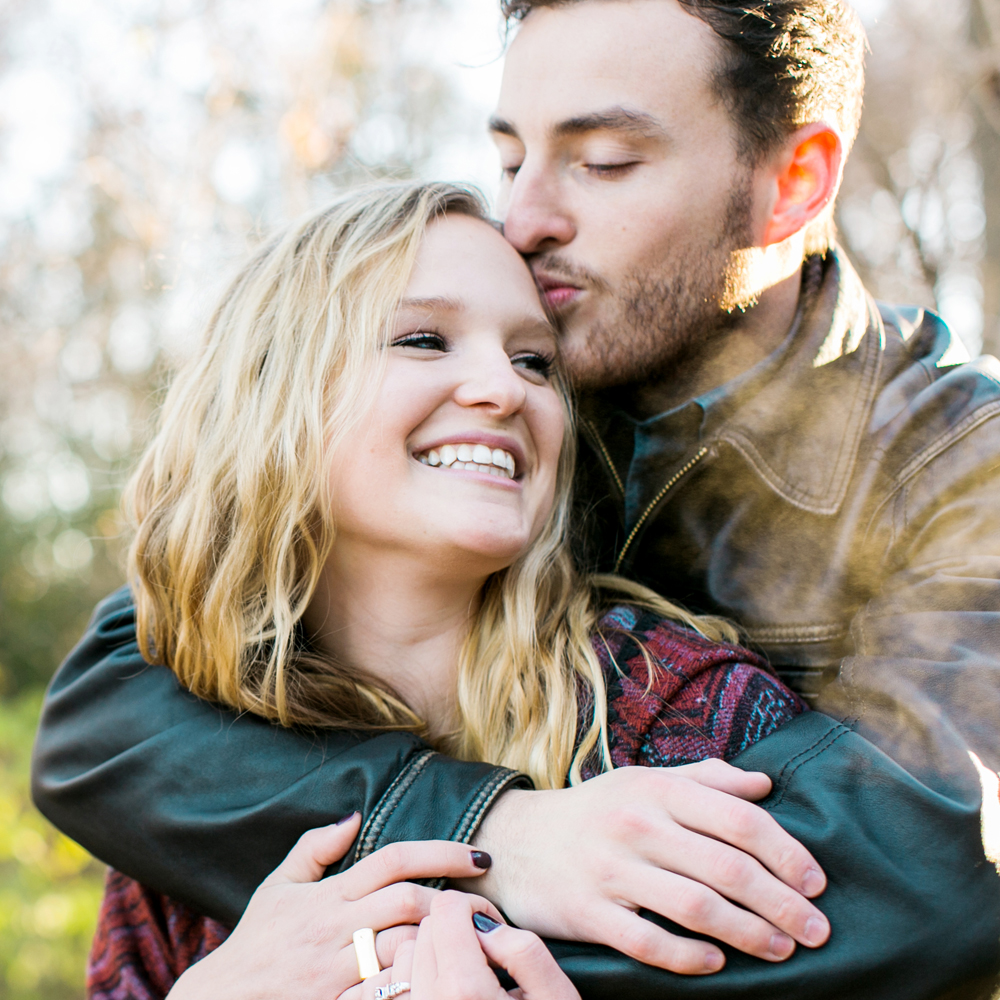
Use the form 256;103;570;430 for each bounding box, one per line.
86;181;822;1000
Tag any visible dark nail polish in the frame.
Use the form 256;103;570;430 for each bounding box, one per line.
473;912;501;933
335;811;359;826
470;850;492;870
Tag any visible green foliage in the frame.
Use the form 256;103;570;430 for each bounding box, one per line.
0;689;105;1000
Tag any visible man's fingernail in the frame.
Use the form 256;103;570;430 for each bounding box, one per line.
769;932;795;959
335;811;358;826
804;915;829;946
704;950;724;971
802;866;825;896
470;850;492;870
473;912;501;933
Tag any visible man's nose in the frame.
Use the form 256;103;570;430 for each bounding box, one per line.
500;164;576;255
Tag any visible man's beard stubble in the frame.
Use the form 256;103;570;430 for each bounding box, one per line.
542;173;758;392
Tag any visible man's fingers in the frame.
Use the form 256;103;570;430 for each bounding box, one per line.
261;813;362;887
670;759;773;800
586;903;725;974
336;841;491;900
639;827;829;949
624;866;806;961
652;778;827;899
474;922;580;1000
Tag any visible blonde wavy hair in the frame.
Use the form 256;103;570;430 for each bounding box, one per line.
125;180;736;790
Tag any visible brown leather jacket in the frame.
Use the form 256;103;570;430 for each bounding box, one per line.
577;249;1000;790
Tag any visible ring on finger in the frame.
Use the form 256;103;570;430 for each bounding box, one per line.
353;928;381;980
374;984;411;999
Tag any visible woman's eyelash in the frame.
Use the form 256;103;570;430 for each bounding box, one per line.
514;352;555;376
393;331;446;349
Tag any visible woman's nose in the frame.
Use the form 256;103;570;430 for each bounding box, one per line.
453;350;528;417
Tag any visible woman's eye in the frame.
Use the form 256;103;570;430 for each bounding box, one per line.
393;332;447;351
501;163;522;180
512;352;554;378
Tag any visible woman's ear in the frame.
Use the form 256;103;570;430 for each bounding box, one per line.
760;123;844;248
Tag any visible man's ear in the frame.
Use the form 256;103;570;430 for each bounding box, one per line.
760;123;844;247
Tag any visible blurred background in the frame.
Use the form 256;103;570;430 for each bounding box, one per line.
0;0;999;995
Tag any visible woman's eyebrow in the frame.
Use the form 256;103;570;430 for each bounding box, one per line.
399;295;463;311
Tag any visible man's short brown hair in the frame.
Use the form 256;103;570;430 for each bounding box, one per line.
500;0;867;165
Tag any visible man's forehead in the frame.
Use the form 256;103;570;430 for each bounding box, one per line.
495;0;721;132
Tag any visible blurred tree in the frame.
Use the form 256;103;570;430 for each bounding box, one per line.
0;0;488;696
837;0;1000;357
0;689;105;999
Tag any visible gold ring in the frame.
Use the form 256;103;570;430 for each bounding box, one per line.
352;927;381;980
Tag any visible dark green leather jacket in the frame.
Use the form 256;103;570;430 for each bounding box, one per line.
31;251;1000;996
31;589;1000;998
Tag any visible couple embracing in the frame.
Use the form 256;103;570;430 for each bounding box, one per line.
32;2;1000;998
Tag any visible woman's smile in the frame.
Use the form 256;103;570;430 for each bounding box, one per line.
413;434;524;482
327;212;564;571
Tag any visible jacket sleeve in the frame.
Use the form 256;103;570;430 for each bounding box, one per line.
30;587;530;926
548;711;1000;1000
815;403;1000;794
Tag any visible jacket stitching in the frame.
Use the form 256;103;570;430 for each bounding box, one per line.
861;400;1000;548
354;748;437;862
423;769;532;891
767;720;843;791
712;309;883;516
744;624;847;643
763;723;853;810
893;399;1000;486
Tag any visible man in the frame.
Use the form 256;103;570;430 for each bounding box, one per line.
32;1;1000;996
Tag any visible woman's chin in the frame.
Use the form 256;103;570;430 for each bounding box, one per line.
430;530;534;574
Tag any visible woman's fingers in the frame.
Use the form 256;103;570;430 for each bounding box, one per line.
260;813;362;888
375;924;419;970
335;840;492;900
474;917;581;1000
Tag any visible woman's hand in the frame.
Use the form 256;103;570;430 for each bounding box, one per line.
459;759;830;974
351;891;580;1000
168;814;501;1000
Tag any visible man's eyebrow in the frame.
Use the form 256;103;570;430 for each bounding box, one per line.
488;115;519;138
488;107;665;143
552;107;665;139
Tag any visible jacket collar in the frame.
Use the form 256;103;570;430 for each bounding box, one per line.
703;248;884;516
581;249;886;519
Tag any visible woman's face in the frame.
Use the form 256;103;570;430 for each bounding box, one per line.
327;213;565;578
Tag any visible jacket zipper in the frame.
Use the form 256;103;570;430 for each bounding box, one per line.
580;416;625;496
614;446;709;572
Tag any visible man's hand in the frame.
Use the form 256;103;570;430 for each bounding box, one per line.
457;760;829;975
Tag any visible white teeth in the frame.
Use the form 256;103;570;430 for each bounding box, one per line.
416;443;517;479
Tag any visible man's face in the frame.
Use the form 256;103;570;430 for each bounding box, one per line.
492;0;762;390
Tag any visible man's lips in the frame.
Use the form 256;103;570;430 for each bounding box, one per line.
535;273;583;311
